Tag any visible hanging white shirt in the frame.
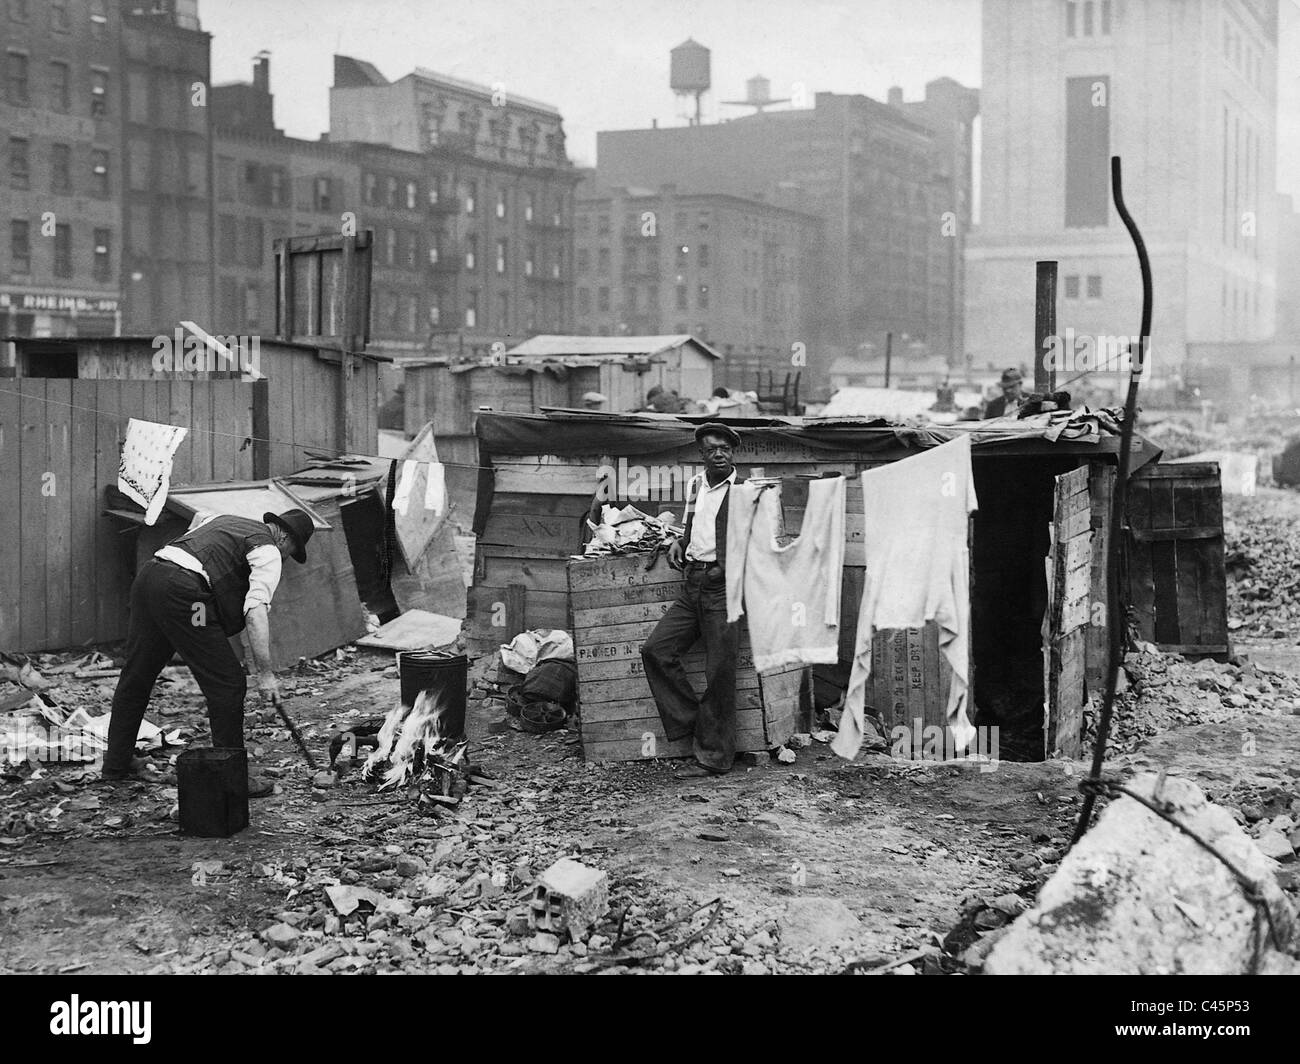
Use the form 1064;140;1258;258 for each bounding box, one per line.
684;469;736;562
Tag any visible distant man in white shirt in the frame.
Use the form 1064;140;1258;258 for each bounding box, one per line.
103;510;315;794
641;423;743;777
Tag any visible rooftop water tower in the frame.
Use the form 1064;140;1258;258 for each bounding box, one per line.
721;74;791;115
670;38;710;125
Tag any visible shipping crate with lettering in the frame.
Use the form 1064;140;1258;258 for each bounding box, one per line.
568;555;801;762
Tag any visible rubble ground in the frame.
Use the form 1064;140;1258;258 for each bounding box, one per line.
2;489;1299;975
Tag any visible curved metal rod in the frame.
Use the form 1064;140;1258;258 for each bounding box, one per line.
1070;155;1152;847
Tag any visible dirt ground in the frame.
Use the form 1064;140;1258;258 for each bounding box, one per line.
3;493;1300;975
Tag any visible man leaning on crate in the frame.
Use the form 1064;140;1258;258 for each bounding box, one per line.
641;423;743;778
101;509;315;795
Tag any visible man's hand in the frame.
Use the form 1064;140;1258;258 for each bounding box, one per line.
667;537;685;571
257;671;282;706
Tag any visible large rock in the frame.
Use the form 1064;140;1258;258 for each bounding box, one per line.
778;897;864;957
986;773;1300;974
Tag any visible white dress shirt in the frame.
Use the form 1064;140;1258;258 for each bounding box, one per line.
684;469;736;562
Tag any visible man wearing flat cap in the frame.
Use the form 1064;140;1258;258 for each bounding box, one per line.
984;367;1025;419
641;422;743;777
103;509;315;794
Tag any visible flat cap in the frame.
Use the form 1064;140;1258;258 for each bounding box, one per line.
693;422;742;447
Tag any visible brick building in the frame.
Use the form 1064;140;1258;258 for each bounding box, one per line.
594;79;979;386
573;178;823;390
2;0;123;337
329;57;582;358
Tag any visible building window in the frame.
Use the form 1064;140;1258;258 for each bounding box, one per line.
428;301;440;327
597;213;610;235
407;294;419;333
466;235;477;271
464;181;476;215
597;286;609;312
1066;0;1077;37
626;286;639;313
496;239;507;274
576;247;589;273
406;180;417;210
10;219;30;274
49;0;70;32
89;0;106;36
51;143;71;193
552;250;562;279
577;287;590;315
1100;0;1111;34
525;193;534;222
53;223;71;278
698;243;710;267
676;284;687;311
90;149;109;197
7;51;29;105
524;245;534;277
314;177;332;212
1064;274;1080;299
49;60;70;112
8;136;28;188
91;228;111;281
497;291;509;330
1086;274;1102;299
677;244;689;267
466;292;478;328
245;218;263;267
385;176;398;208
363;173;377;205
698;284;709;310
427;236;440;265
90;69;108;117
218;215;236;264
553;199;563;227
1065;75;1110;227
269;167;285;206
496;189;507;219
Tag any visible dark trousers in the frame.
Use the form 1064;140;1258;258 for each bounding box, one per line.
640;562;740;771
104;559;247;774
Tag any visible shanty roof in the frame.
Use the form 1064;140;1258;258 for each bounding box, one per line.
474;408;1163;471
505;334;722;360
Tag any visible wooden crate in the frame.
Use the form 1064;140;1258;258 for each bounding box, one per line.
568;555;801;762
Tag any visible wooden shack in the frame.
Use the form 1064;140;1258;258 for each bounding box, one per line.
402;335;720;517
0;334;385;653
466;410;1184;763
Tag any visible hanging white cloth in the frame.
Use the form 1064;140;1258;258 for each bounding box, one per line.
726;475;845;673
117;417;188;526
832;436;978;761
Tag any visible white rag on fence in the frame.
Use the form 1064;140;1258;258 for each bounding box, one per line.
117;417;188;525
832;435;979;762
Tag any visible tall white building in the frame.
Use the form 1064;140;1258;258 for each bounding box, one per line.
965;0;1279;392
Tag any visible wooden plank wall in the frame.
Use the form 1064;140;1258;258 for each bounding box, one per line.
568;554;798;762
1045;465;1093;758
263;349;380;474
0;378;255;652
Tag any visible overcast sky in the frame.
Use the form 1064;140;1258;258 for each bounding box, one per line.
201;0;1300;204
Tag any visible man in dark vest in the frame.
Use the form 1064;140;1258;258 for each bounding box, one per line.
102;509;315;794
641;423;742;778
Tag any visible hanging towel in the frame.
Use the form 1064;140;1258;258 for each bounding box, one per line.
726;475;845;673
832;436;978;761
117;417;188;526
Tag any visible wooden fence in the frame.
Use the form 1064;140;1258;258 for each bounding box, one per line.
0;353;380;653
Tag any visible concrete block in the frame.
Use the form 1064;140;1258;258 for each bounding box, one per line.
528;857;609;940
